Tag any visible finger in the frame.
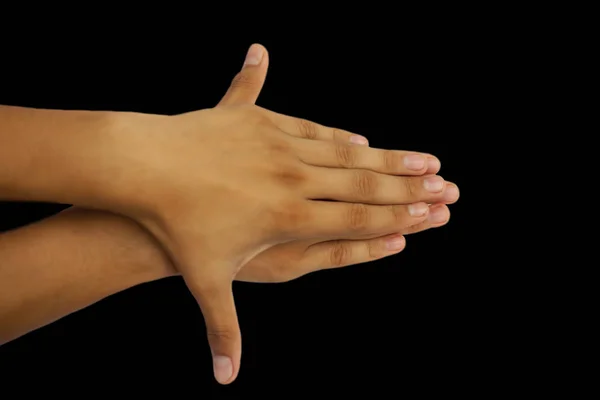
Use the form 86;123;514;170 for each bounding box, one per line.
185;275;241;385
258;107;370;145
296;201;430;239
342;203;453;237
295;139;439;176
305;167;458;205
302;234;406;271
403;204;451;234
426;157;441;174
259;109;443;170
440;182;460;204
217;43;269;107
306;202;451;241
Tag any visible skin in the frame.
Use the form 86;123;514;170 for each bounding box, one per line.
0;44;459;384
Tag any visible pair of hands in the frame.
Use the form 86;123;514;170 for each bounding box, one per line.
89;44;458;384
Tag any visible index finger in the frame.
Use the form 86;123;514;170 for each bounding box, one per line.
259;108;370;145
260;108;441;173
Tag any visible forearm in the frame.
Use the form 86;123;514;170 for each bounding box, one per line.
0;105;156;210
0;207;177;344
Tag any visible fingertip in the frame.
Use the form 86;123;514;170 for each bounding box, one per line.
349;134;369;145
213;355;234;384
244;43;268;67
442;182;459;204
408;202;429;217
426;156;441;174
427;204;450;226
384;234;406;252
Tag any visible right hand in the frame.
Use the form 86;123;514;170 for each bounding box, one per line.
101;45;458;385
214;45;459;283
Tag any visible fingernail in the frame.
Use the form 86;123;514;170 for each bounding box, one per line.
244;44;263;66
404;154;426;170
427;157;441;172
427;207;448;223
443;185;459;202
349;134;369;145
408;203;428;217
385;235;405;251
213;355;233;384
423;176;444;192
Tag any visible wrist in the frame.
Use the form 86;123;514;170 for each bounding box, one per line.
0;105;168;214
60;207;179;281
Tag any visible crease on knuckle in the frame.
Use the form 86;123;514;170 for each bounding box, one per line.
388;204;405;225
402;219;430;235
206;329;235;340
365;240;378;259
382;150;399;172
347;203;370;231
353;170;377;198
296;118;318;139
273;164;306;187
402;177;417;199
271;200;307;234
335;144;356;168
230;72;255;88
330;240;351;266
332;128;346;142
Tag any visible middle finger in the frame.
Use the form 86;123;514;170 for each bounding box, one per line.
295;138;439;176
305;166;458;205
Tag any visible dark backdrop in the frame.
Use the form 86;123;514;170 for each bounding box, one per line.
0;25;488;397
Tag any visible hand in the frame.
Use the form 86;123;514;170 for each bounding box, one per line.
215;45;457;283
101;44;459;384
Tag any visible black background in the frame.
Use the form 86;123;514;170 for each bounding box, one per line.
0;19;497;397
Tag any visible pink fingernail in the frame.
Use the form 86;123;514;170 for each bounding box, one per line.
427;158;441;172
408;203;428;217
349;135;369;145
404;154;426;170
213;355;233;384
244;44;263;66
423;176;444;192
386;235;405;251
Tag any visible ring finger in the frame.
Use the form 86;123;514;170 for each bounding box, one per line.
297;201;429;239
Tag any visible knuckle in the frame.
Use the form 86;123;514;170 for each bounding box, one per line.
332;128;346;142
230;72;255;88
335;144;357;168
296;118;318;140
382;150;401;171
272;164;306;187
330;240;352;266
206;328;236;341
347;203;370;231
270;200;308;233
387;205;406;224
353;170;378;198
401;177;417;199
401;219;431;235
365;240;378;259
266;137;292;154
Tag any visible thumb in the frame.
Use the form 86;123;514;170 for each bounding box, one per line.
217;43;269;107
190;278;242;385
